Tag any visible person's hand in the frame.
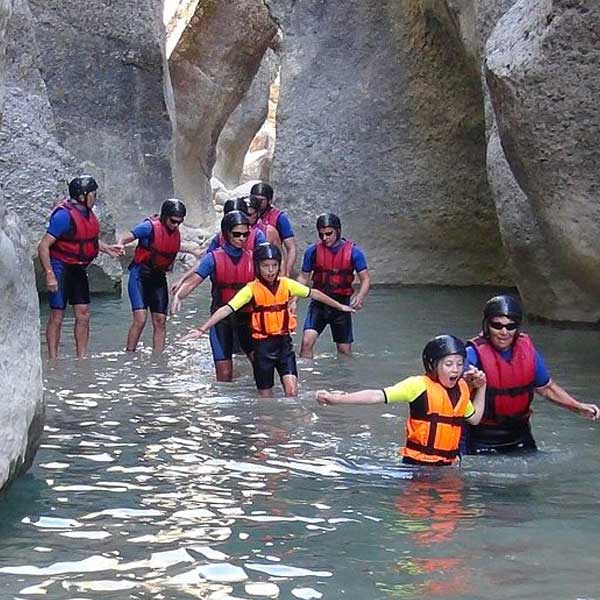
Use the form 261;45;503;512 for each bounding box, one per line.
288;297;298;316
170;294;182;314
316;390;334;405
577;402;600;420
104;244;124;258
170;280;183;295
45;272;58;293
350;295;364;310
340;304;356;314
463;367;486;389
180;327;206;342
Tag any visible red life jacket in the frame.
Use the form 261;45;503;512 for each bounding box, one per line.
468;333;536;426
133;217;181;271
211;248;254;312
49;200;100;266
253;220;268;236
312;240;355;297
217;228;258;251
261;206;282;229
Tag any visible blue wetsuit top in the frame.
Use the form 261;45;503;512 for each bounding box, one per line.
301;240;368;274
206;229;266;253
274;212;294;240
127;220;154;271
466;345;551;388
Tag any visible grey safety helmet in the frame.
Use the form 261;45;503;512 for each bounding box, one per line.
482;294;522;337
422;335;467;374
316;212;342;240
221;210;249;236
69;175;98;202
223;197;249;215
160;199;187;221
253;242;281;264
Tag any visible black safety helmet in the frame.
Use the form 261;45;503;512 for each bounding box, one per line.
482;294;522;337
422;335;466;374
250;182;274;202
248;195;262;211
69;175;98;202
221;210;250;236
160;199;187;221
223;197;249;215
316;213;342;240
253;242;282;264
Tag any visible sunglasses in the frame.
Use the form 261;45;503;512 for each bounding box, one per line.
231;231;250;239
318;230;336;239
168;217;183;225
488;320;518;331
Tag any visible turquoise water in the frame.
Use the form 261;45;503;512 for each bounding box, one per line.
2;286;600;599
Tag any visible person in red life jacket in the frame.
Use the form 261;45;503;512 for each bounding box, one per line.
248;195;282;250
297;213;370;358
182;243;353;396
250;182;296;276
37;175;123;359
116;199;186;352
316;335;487;466
171;211;255;382
464;294;600;454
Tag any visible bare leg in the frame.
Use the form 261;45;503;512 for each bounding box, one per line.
73;304;91;359
215;359;234;382
281;374;298;397
336;342;352;356
151;312;167;352
126;309;148;351
46;309;65;359
300;329;319;359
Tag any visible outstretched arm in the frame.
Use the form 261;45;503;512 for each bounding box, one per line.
316;389;385;405
99;240;124;257
536;380;600;419
182;305;234;341
171;273;204;313
310;288;354;313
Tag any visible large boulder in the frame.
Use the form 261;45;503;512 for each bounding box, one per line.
266;0;508;285
27;0;174;231
214;48;279;189
0;0;122;293
485;0;600;321
169;0;277;227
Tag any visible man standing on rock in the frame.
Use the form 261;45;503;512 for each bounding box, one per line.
38;175;123;359
250;182;296;276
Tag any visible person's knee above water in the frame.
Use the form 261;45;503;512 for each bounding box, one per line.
464;294;600;454
316;335;487;466
298;212;370;358
250;182;296;276
37;175;123;359
183;243;353;396
172;211;255;382
118;199;186;352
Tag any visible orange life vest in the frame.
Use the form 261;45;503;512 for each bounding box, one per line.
468;333;536;426
401;376;471;465
211;248;254;313
132;217;181;271
49;201;100;266
312;240;355;297
248;277;297;340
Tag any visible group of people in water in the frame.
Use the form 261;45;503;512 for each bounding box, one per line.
38;175;600;467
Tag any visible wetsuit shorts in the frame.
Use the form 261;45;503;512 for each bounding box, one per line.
48;259;90;309
128;264;169;314
209;312;253;362
252;334;298;390
464;421;537;455
303;297;353;344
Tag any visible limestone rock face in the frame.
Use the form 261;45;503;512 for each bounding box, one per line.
266;0;508;285
214;49;278;189
27;0;174;231
169;0;277;227
486;0;600;321
0;0;122;293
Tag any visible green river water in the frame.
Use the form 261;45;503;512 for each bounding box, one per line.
1;285;599;599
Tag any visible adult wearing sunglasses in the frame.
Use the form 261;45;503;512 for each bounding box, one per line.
297;213;370;358
464;294;600;454
118;199;186;352
171;211;255;381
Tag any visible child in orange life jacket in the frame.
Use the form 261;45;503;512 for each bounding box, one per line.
316;335;487;466
183;243;354;397
117;199;186;353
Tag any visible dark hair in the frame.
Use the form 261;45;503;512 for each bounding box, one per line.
250;182;274;201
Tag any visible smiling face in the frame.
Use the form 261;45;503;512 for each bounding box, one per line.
486;315;518;351
227;224;250;249
435;354;465;389
257;258;280;284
